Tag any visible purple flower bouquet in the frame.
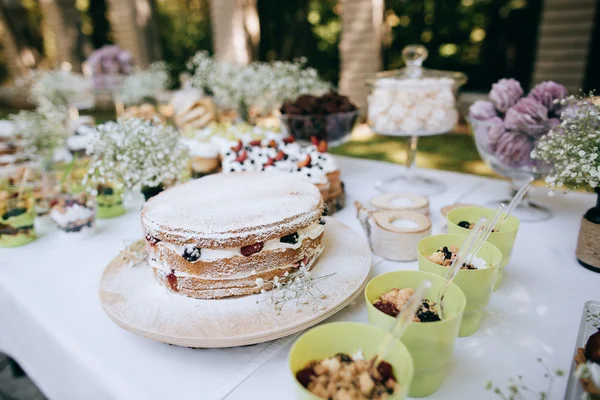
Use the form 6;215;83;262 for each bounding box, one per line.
468;79;567;221
469;79;566;174
85;45;134;91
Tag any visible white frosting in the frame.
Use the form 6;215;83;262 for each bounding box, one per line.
0;120;15;138
220;140;337;185
390;197;414;207
590;362;600;388
470;255;489;270
181;137;219;158
50;204;95;227
157;222;324;261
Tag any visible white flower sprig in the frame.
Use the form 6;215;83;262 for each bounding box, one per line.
119;240;148;268
118;62;171;106
187;51;329;113
10;110;67;159
84;118;189;191
532;95;600;191
19;68;90;120
255;246;334;314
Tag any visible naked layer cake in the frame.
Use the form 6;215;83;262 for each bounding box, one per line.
141;172;326;299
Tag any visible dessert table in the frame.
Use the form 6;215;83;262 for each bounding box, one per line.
1;155;598;400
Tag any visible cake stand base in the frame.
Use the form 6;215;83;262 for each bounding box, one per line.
376;174;446;196
484;198;552;222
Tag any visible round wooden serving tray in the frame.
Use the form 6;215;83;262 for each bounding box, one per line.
99;218;371;348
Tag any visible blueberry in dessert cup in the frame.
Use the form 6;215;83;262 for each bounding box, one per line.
447;206;519;290
95;184;125;219
289;322;414;399
417;234;502;337
49;192;95;234
365;271;465;397
0;186;36;248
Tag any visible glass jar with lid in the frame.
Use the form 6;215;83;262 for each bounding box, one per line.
366;45;467;195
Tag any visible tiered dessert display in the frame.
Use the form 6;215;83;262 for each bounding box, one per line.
366;44;466;196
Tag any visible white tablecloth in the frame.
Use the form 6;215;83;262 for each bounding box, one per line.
1;156;598;400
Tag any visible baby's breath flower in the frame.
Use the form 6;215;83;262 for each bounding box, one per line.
85;118;189;191
118;62;170;105
532;94;600;190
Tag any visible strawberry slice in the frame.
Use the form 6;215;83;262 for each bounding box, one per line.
249;140;262;147
235;150;248;163
317;140;328;153
231;140;243;152
275;150;286;161
263;157;275;167
310;136;319;146
297;154;311;168
283;136;295;144
241;242;264;257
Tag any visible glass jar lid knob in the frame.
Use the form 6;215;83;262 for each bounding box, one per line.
402;45;428;77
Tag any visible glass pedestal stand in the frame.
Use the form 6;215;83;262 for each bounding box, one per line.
375;135;446;196
485;178;552;222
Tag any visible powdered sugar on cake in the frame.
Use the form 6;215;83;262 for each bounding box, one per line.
141;172;323;247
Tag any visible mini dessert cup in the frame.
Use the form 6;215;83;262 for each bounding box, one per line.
289;322;414;400
365;271;466;397
0;189;36;247
95;184;125;219
417;234;502;337
49;193;95;234
447;206;519;290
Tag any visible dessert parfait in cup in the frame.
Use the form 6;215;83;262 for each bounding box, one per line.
447;206;519;290
0;180;36;247
417;234;502;337
50;191;95;234
289;322;414;400
365;271;465;397
95;184;125;219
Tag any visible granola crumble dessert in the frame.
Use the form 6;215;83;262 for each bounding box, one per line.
575;329;600;398
373;288;440;322
296;353;399;400
142;172;327;299
426;245;488;270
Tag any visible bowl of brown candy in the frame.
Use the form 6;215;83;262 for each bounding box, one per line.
279;92;359;146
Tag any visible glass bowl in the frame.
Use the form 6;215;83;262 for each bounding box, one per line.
278;110;359;146
470;117;553;221
365;45;467;196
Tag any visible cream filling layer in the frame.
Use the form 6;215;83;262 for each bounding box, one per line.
151;258;301;280
156;222;324;262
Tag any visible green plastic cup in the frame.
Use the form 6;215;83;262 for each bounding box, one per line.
365;271;466;397
417;234;502;337
96;186;125;219
447;206;519;290
289;322;414;400
0;192;36;248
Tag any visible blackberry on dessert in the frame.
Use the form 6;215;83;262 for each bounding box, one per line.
426;245;488;270
373;288;441;322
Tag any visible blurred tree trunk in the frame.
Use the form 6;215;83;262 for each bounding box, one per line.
209;0;259;64
88;0;111;48
339;0;383;108
106;0;162;67
39;0;86;71
0;0;42;77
